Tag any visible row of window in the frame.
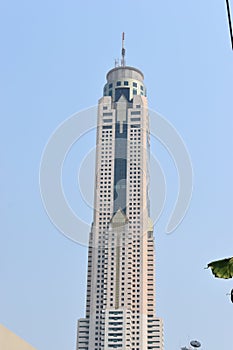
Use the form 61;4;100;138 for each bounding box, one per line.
102;104;141;110
107;81;144;90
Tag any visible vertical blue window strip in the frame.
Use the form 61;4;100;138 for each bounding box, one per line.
113;122;128;214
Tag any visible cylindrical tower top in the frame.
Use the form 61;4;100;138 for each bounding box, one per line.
103;66;146;102
106;66;144;82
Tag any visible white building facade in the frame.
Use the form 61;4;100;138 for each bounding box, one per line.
77;63;164;350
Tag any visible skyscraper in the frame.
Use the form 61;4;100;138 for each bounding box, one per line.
77;35;164;350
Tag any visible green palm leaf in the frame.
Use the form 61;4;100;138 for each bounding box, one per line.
207;257;233;279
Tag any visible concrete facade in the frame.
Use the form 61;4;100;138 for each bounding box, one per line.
0;324;36;350
77;63;164;350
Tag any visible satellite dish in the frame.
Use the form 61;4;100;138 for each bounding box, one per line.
190;340;201;348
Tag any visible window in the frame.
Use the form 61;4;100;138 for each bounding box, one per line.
133;82;137;87
133;89;137;95
109;83;113;89
116;81;121;86
124;81;129;86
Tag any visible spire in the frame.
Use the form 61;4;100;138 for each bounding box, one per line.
121;32;126;66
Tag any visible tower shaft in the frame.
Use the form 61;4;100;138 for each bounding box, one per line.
77;66;163;350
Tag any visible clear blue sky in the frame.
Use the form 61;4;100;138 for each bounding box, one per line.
1;1;233;349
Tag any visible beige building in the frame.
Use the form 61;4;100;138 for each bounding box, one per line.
77;42;164;350
0;324;36;350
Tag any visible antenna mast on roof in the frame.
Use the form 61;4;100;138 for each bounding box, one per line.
121;32;126;66
115;58;119;67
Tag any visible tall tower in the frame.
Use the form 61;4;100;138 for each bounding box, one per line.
77;35;164;350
